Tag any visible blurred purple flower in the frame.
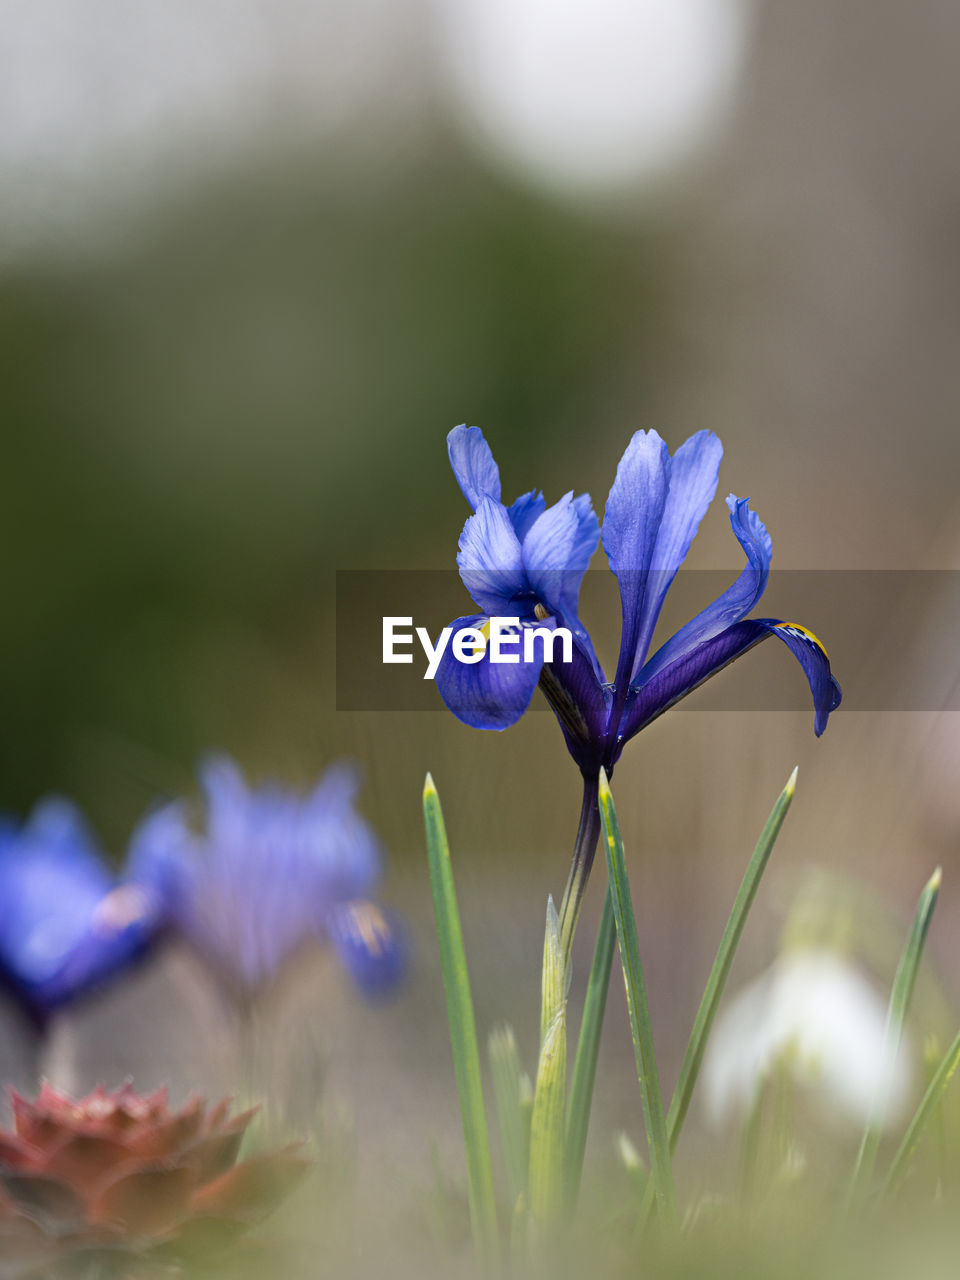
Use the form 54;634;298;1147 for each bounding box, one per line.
128;757;405;999
0;799;157;1022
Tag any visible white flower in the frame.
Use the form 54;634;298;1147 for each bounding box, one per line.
703;949;913;1129
437;0;750;193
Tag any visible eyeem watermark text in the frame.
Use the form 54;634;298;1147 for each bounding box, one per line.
382;616;573;679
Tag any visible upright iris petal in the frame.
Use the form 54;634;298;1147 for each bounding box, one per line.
625;430;725;682
128;756;405;999
523;491;601;626
508;488;548;540
448;424;502;508
601;429;671;694
436;425;601;732
457;498;527;617
0;799;157;1020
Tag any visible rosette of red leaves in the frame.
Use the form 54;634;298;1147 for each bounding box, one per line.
0;1083;308;1278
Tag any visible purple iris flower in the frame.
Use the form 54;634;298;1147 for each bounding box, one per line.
437;425;840;774
435;426;841;940
127;756;405;1000
0;800;158;1023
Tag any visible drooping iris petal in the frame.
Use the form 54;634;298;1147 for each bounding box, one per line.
326;900;406;997
618;616;841;750
433;614;549;730
767;622;843;737
447;424;502;509
637;494;773;687
626;430;724;683
507;487;547;541
457;496;527;616
601;429;671;688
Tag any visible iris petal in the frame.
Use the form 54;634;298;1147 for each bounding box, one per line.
447;425;502;509
433;614;547;730
522;491;600;621
538;636;612;772
327;900;406;997
457;496;527;616
601;429;671;689
507;488;547;541
618;616;841;750
126;802;196;911
767;621;843;737
626;430;724;682
637;494;773;687
0;800;157;1015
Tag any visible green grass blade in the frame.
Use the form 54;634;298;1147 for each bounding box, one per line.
882;1026;960;1199
636;767;798;1227
669;767;797;1146
527;898;568;1231
598;768;675;1223
489;1026;532;1207
850;866;942;1199
564;888;616;1210
423;774;500;1272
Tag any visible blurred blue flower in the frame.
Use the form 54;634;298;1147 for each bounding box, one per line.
128;757;405;999
0;799;157;1021
436;425;841;776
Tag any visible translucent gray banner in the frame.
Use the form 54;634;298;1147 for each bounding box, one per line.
335;570;960;712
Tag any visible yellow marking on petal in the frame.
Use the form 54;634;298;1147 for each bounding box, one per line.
343;901;390;956
775;621;830;659
92;886;151;934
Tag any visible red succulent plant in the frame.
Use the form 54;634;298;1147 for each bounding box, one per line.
0;1083;308;1277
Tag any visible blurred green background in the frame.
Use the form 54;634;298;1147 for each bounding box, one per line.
1;0;960;1242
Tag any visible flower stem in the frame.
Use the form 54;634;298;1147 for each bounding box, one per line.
558;774;602;962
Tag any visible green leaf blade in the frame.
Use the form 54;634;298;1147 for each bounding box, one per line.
423;774;500;1272
527;898;568;1231
667;766;797;1148
850;865;943;1200
882;1026;960;1199
564;888;617;1211
598;768;675;1223
489;1025;532;1208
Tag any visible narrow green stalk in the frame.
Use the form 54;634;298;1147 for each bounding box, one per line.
598;768;675;1223
564;888;616;1210
849;866;942;1201
423;775;500;1273
668;767;797;1146
489;1025;532;1207
636;767;798;1227
527;898;568;1230
881;1026;960;1199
